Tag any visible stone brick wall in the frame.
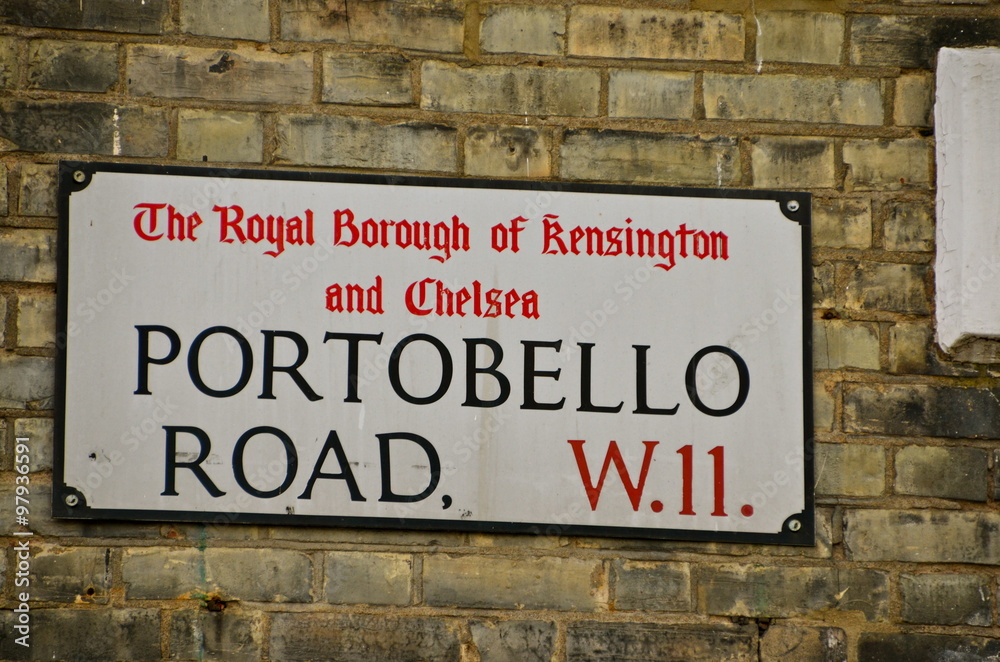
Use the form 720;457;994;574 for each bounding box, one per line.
2;1;1000;660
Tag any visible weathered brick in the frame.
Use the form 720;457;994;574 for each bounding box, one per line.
26;40;117;92
0;229;56;283
608;70;694;120
423;554;604;610
270;613;460;662
0;163;8;216
481;5;564;56
14;417;53;472
889;321;932;373
325;551;411;606
752;136;835;189
177;110;263;163
180;0;269;42
16;293;55;348
814;320;879;370
846;509;1000;563
760;625;847;662
815;443;885;497
845;263;929;314
845;384;1000;439
0;608;160;661
895;445;988;501
813;262;835;309
895;74;933;127
705;74;883;125
169;609;264;661
568;7;744;62
2;0;169;33
612;559;690;611
843;138;931;190
813;198;871;248
18;164;57;217
0;354;54;409
422;61;599;116
901;573;991;625
851;15;1000;69
322;53;413;106
561;131;739;186
0;102;167;156
756;12;844;65
0;298;6;347
123;547;312;602
885;200;933;252
31;547;111;602
814;381;834;431
859;633;1000;661
699;565;888;621
465;126;551;178
277;115;456;172
128;46;312;104
566;621;755;662
280;0;464;53
0;37;17;89
470;620;556;662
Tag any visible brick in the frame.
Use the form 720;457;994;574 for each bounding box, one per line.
814;320;879;370
845;384;1000;439
0;229;56;283
813;262;835;309
846;509;1000;563
0;37;17;89
0;102;167;157
885;201;933;252
889;321;932;373
16;293;56;348
422;61;599;117
815;443;885;497
705;74;883;126
481;5;564;56
895;445;988;501
843;138;931;190
612;559;690;611
123;547;312;602
322;52;413;106
325;551;411;606
465;126;551;178
14;418;53;471
608;70;695;120
26;40;117;92
128;46;312;104
31;547;111;602
561;131;740;186
859;633;1000;662
180;0;269;42
813;198;871;248
280;0;464;53
0;297;5;346
3;0;169;33
277;116;456;172
470;620;556;662
895;74;933;127
169;609;264;661
851;16;1000;69
845;263;929;314
270;613;460;661
568;7;744;62
752;136;835;189
814;381;834;431
760;625;847;662
0;355;54;409
901;573;991;625
566;621;755;662
0;609;160;661
756;12;844;65
699;564;888;620
177;110;263;163
423;554;604;610
18;164;57;217
0;163;8;215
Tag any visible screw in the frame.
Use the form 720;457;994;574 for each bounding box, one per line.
64;494;79;507
786;199;800;213
788;518;802;532
73;170;86;183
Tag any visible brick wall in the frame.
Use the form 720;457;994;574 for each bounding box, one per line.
2;1;1000;660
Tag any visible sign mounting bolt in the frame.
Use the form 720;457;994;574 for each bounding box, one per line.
786;200;800;213
65;494;79;507
788;518;802;532
73;170;86;183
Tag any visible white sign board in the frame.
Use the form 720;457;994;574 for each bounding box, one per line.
56;163;812;544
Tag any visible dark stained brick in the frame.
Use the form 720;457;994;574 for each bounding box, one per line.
567;621;755;661
1;0;168;34
845;384;1000;439
859;633;1000;662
